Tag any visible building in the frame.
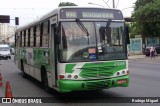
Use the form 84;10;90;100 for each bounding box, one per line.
0;23;16;44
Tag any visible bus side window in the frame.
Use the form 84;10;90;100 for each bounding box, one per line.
30;27;34;47
36;25;40;47
16;35;19;47
33;26;36;47
41;21;49;47
26;30;28;47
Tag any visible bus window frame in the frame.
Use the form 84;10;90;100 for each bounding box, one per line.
41;20;49;47
20;32;22;47
33;26;36;47
24;30;26;47
27;28;30;47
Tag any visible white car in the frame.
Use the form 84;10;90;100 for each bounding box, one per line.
0;44;11;59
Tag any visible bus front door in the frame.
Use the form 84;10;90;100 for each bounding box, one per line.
50;24;58;87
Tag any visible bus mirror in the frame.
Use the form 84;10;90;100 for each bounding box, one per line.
125;26;130;44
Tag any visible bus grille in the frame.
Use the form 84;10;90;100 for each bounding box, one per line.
86;81;110;89
79;66;116;78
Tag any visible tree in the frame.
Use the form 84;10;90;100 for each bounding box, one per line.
134;0;154;11
132;0;160;37
58;2;78;7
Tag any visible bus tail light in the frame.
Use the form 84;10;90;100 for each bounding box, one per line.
59;75;65;79
127;70;129;74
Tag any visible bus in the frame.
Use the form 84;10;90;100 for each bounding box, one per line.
14;7;130;93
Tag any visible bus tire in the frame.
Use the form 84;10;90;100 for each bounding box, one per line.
41;68;51;93
21;60;27;78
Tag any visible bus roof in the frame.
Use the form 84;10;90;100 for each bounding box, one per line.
16;6;123;32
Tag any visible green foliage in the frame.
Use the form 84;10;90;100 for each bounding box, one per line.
132;0;160;37
134;0;154;11
58;2;78;7
125;23;139;38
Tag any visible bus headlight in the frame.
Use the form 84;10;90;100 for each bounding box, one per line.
74;75;78;79
116;72;120;76
67;74;72;78
122;71;125;74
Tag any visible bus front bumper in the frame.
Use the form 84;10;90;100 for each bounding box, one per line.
58;75;129;93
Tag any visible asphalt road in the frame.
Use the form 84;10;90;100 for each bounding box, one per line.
0;56;160;106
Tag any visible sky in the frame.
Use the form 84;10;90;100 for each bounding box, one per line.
0;0;136;26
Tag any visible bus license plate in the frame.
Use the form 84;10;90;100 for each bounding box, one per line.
117;79;127;85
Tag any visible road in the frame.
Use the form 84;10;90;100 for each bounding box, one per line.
0;56;160;106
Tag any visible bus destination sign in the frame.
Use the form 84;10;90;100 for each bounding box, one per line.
82;12;114;19
66;11;77;18
60;8;123;20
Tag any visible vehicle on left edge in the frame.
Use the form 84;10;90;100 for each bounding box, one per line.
0;44;11;59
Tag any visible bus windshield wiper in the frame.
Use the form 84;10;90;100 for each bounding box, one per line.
75;18;89;36
75;18;90;45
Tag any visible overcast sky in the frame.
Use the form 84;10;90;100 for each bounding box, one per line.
0;0;136;26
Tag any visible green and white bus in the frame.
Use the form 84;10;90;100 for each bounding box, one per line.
15;7;130;93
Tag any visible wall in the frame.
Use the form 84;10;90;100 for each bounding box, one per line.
128;38;142;54
145;37;160;47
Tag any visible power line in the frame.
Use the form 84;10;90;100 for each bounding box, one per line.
0;8;52;11
116;0;120;8
102;0;110;8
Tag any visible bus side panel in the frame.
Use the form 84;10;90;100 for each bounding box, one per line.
29;65;35;78
24;63;30;75
35;67;41;81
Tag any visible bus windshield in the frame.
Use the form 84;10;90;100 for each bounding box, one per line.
60;21;126;62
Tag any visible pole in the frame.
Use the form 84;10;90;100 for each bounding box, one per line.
113;0;115;8
88;2;105;7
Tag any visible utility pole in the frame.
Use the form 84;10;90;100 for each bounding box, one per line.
113;0;115;8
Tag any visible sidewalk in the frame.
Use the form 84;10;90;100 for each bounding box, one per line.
128;54;160;60
128;54;146;60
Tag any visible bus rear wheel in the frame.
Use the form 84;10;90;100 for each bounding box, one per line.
21;60;27;78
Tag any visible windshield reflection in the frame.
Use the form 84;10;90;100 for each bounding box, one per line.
60;22;126;62
95;22;126;60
